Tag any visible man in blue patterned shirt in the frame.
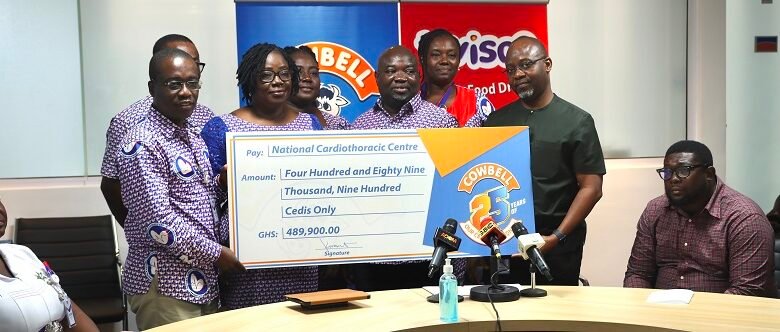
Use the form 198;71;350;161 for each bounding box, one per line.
351;46;458;130
117;48;243;330
101;34;214;228
350;46;461;291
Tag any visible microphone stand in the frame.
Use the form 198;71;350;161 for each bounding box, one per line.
469;247;520;302
519;263;547;297
426;288;465;302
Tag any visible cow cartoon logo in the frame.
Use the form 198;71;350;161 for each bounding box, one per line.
478;95;495;117
173;156;196;180
144;253;158;280
300;41;380;102
456;163;525;244
121;141;143;157
185;269;209;297
148;224;175;246
317;83;351;116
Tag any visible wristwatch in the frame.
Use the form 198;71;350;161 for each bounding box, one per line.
552;229;567;242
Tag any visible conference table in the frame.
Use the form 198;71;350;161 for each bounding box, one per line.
149;286;780;331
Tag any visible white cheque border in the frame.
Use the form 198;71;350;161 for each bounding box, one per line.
227;129;438;268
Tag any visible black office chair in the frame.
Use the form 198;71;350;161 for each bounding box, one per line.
15;215;127;330
774;238;780;295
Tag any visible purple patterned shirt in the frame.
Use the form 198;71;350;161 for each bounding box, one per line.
350;94;457;130
201;112;319;309
117;108;222;304
624;179;777;297
349;94;464;276
321;111;349;130
101;96;214;179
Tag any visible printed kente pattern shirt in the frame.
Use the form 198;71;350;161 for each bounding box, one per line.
101;95;214;178
118;108;221;304
321;111;349;130
350;94;457;130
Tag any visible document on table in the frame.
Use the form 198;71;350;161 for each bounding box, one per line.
646;289;694;304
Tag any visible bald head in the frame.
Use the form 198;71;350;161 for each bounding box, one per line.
375;45;421;114
377;46;417;69
509;36;548;60
504;36;553;107
149;48;196;81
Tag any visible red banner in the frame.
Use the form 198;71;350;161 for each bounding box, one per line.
400;3;548;109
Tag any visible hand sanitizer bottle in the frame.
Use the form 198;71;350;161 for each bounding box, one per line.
439;258;458;323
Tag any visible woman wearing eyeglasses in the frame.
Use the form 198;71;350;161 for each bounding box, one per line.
418;29;495;127
201;43;320;309
284;46;349;130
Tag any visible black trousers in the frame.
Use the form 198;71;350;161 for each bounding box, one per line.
350;262;437;291
501;224;587;286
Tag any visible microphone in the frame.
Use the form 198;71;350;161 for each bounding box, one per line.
427;218;462;278
477;216;507;259
511;222;553;281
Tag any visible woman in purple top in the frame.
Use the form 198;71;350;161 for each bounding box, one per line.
283;45;350;130
201;43;320;309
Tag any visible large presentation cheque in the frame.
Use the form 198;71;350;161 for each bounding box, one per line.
226;127;536;269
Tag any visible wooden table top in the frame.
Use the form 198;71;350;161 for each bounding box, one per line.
149;286;780;332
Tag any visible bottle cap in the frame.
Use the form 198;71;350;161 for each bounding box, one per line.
443;258;453;274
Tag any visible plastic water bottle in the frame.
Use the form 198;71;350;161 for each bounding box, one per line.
439;258;458;323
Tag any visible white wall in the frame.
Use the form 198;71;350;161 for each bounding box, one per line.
580;159;664;286
688;0;727;171
547;0;688;158
726;0;780;210
0;0;85;178
80;0;239;175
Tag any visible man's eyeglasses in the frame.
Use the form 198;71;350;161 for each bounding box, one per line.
258;69;292;83
161;80;202;92
197;62;206;73
656;164;709;181
504;57;548;76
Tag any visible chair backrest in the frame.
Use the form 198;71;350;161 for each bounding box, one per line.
774;238;780;294
14;215;121;301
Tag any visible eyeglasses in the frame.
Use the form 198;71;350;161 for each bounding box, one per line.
197;62;206;73
258;69;292;83
160;80;202;92
656;164;709;181
504;57;548;75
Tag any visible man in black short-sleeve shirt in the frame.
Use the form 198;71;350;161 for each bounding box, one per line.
484;36;606;286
